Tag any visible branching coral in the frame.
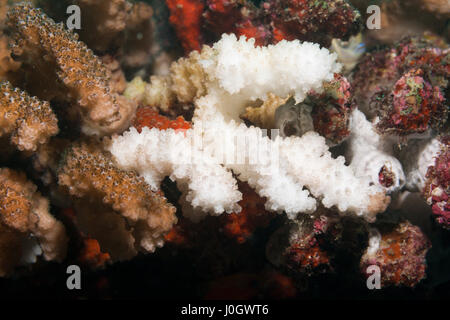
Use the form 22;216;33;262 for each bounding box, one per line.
57;140;177;260
124;44;211;114
109;34;390;222
109;126;242;222
0;0;444;293
402;137;446;193
0;81;58;152
0;168;68;276
6;3;136;136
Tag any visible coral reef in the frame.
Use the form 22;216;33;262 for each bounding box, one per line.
0;0;447;299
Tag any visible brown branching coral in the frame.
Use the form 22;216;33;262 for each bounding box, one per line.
57;140;177;261
6;3;136;136
0;81;58;152
125;45;213;114
0;168;68;276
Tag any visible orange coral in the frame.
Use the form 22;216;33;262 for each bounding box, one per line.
221;181;274;244
0;81;58;152
58;140;177;260
164;217;194;247
132;107;191;133
79;238;111;268
0;168;68;276
7;3;136;136
166;0;205;52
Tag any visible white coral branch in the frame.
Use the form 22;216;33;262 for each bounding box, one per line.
347;109;405;193
110;35;390;221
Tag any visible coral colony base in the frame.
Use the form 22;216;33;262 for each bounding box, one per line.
0;0;448;298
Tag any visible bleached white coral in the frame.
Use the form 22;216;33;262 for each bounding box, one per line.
109;126;242;222
347;109;405;193
401;137;444;192
109;34;389;222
